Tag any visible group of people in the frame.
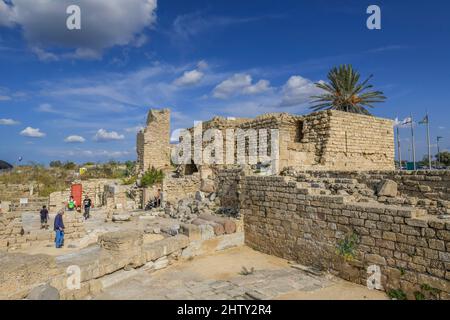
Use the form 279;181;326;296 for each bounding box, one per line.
67;195;92;219
39;195;93;249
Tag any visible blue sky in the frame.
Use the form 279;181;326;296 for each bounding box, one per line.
0;0;449;165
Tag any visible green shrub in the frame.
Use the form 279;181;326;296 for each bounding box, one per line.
336;232;359;261
141;167;164;188
388;289;407;300
122;175;137;185
414;291;425;300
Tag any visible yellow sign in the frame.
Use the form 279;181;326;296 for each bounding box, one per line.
79;167;87;175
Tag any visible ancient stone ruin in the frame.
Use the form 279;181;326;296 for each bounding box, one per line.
0;108;448;300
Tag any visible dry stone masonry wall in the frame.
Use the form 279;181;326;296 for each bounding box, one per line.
136;109;171;173
180;109;394;173
241;175;450;299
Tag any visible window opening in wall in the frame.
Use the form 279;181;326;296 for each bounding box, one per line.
294;121;304;143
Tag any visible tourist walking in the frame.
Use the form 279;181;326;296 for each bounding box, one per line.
54;209;65;248
83;196;92;220
39;205;49;229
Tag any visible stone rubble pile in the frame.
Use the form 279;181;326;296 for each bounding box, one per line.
160;191;219;224
281;169;450;218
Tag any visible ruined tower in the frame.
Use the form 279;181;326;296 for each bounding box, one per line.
136;109;171;173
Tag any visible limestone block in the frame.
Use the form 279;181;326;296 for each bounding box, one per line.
377;180;398;197
142;234;189;262
98;230;143;251
112;214;131;222
200;179;216;193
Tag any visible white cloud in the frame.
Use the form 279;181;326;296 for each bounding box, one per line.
213;73;271;99
31;47;59;62
0;118;19;125
174;69;204;86
37;103;55;113
125;126;145;133
280;75;321;107
64;135;86;143
93;129;125;142
242;79;271;95
20;127;46;138
1;0;157;60
197;60;208;70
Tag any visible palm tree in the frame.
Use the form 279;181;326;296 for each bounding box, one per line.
310;64;386;115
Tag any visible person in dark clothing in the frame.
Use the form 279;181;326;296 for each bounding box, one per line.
83;196;92;220
155;189;161;207
54;209;65;248
40;205;49;229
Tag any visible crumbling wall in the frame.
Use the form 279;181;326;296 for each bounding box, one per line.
241;175;450;299
137;109;171;173
0;212;23;250
0;212;86;251
215;167;244;211
299;170;450;215
162;174;201;205
49;179;118;211
103;184;136;211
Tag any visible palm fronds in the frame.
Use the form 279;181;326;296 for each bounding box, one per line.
310;64;386;115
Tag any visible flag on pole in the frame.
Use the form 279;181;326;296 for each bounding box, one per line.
419;114;429;125
402;117;412;125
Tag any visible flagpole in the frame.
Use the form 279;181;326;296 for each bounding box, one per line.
410;113;416;170
397;126;402;170
437;136;442;167
426;112;431;170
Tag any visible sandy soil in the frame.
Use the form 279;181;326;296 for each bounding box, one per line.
146;246;388;300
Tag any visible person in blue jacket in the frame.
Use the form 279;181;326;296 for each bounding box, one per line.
54;209;65;248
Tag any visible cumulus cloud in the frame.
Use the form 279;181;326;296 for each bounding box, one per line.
1;0;157;60
174;69;204;86
213;73;271;99
279;76;321;107
0;118;19;125
20;127;46;138
242;79;271;95
93;129;125;142
64;135;85;143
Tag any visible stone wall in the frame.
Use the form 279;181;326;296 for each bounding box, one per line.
0;212;22;250
241;175;450;299
182;110;394;173
0;183;37;201
215;167;245;211
136;109;171;173
49;179;119;211
162;174;201;205
0;212;86;251
103;184;136;211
